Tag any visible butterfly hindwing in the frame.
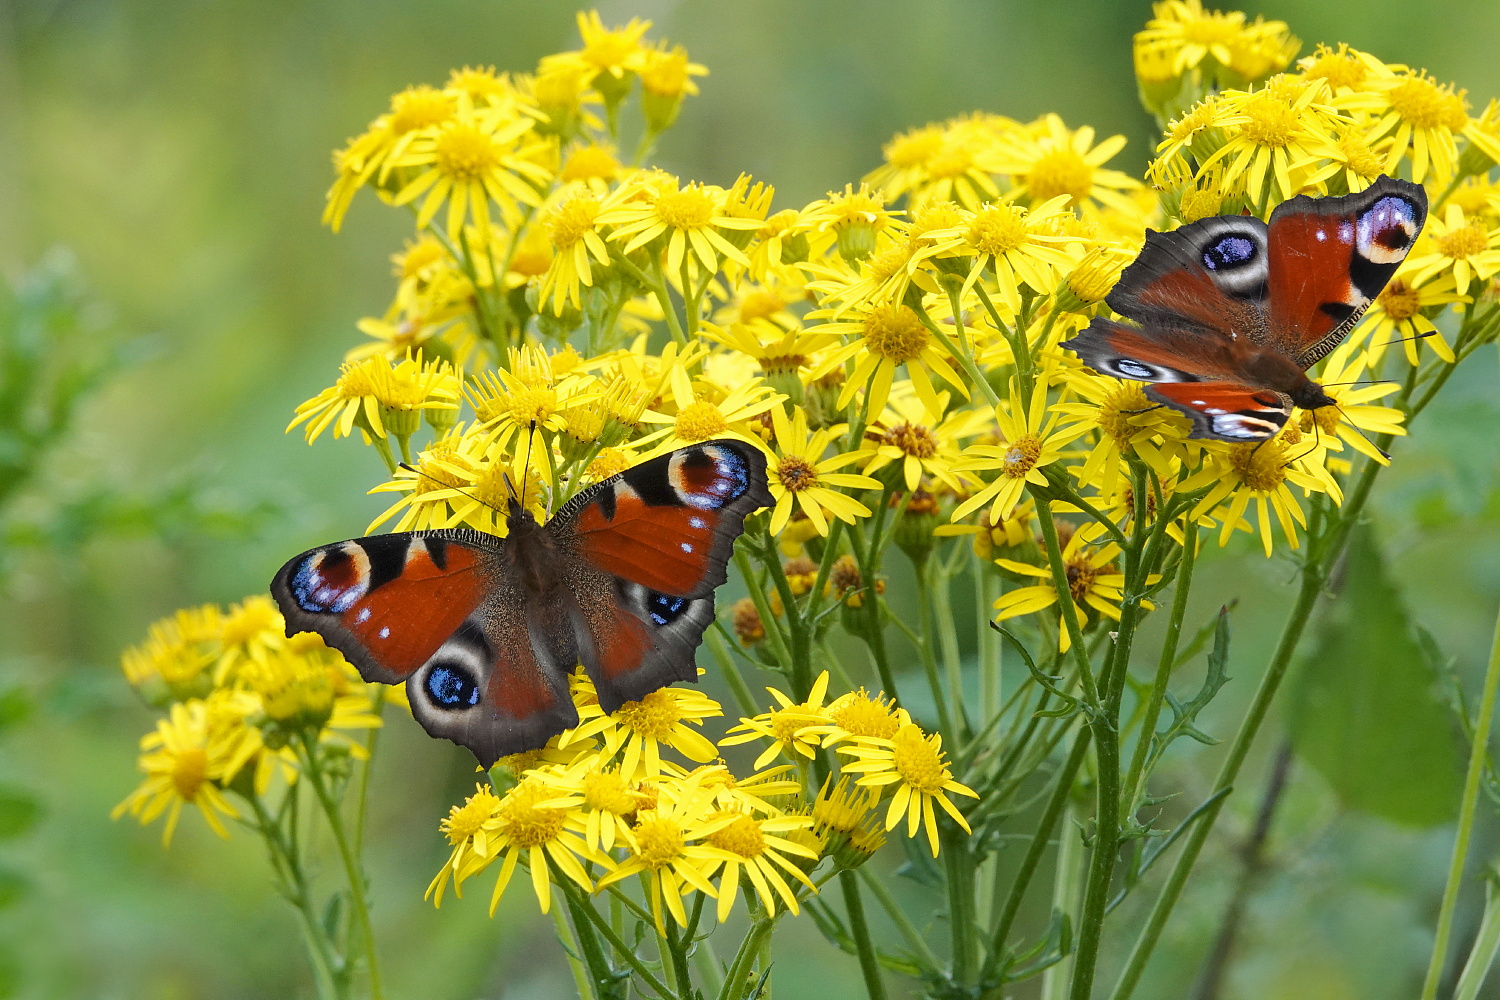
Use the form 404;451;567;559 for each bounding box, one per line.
1146;381;1291;441
1063;316;1244;384
1264;175;1427;365
550;439;772;711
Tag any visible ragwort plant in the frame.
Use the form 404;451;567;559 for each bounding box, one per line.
114;4;1500;998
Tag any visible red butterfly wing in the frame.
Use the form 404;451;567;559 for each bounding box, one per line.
1146;381;1291;441
549;439;772;712
1265;176;1427;365
271;529;578;767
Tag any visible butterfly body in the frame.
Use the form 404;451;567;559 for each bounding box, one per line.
1063;176;1426;441
271;440;771;766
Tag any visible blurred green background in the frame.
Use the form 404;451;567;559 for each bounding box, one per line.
6;0;1500;997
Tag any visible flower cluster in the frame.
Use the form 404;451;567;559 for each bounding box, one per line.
114;596;385;845
430;670;973;929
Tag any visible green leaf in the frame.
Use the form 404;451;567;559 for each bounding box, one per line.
0;788;39;840
1289;527;1462;826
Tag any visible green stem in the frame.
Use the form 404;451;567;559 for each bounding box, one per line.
249;796;346;1000
915;562;956;742
551;903;601;1000
706;628;762;716
1032;492;1102;710
840;869;888;1000
1108;562;1323;1000
1421;599;1500;999
985;725;1091;984
717;917;776;1000
302;739;384;1000
946;830;977;987
858;866;943;972
560;879;673;998
912;298;1001;407
352;688;386;859
1122;524;1198;814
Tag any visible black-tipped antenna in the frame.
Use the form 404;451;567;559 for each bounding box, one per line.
398;462;507;516
1383;329;1437;347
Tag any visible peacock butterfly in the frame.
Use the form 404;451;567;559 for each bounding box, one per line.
1062;175;1427;442
270;439;771;767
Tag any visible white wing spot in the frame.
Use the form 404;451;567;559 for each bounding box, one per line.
356;607;371;623
379;626;391;639
689;516;706;529
681;542;694;553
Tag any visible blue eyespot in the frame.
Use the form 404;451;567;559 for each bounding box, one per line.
1202;235;1257;271
425;663;480;709
648;591;689;627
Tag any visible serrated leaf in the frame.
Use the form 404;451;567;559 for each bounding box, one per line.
0;788;39;840
1288;527;1461;827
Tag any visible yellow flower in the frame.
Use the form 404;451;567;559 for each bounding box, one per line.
952;383;1085;525
836;723;978;857
701;809;817;921
1053;368;1189;495
595;774;725;930
439;774;600;916
1194;75;1345;207
637;364;784;453
810;300;967;419
957;196;1081;311
720;672;833;768
862;385;983;492
1349;267;1465;367
1288;344;1407;471
121;604;222;704
563;682;723;780
287;353;460;444
992;114;1142;213
541;11;653;91
802;182;904;264
1135;0;1299;84
1405;203;1500;296
537;192;613;314
598;177;762;279
389;99;551;237
112;699;253;847
814;688;905;748
1365;68;1469;184
812;777;886;868
1178;437;1331;557
864;115;1008;210
994;532;1148;652
763;405;878;535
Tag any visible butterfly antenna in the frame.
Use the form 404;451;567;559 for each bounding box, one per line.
1383;330;1437;347
1331;402;1391;461
396;463;508;516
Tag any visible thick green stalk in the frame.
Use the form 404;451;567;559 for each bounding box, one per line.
840;869;888;1000
946;831;978;986
1421;599;1500;999
1122;524;1199;812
